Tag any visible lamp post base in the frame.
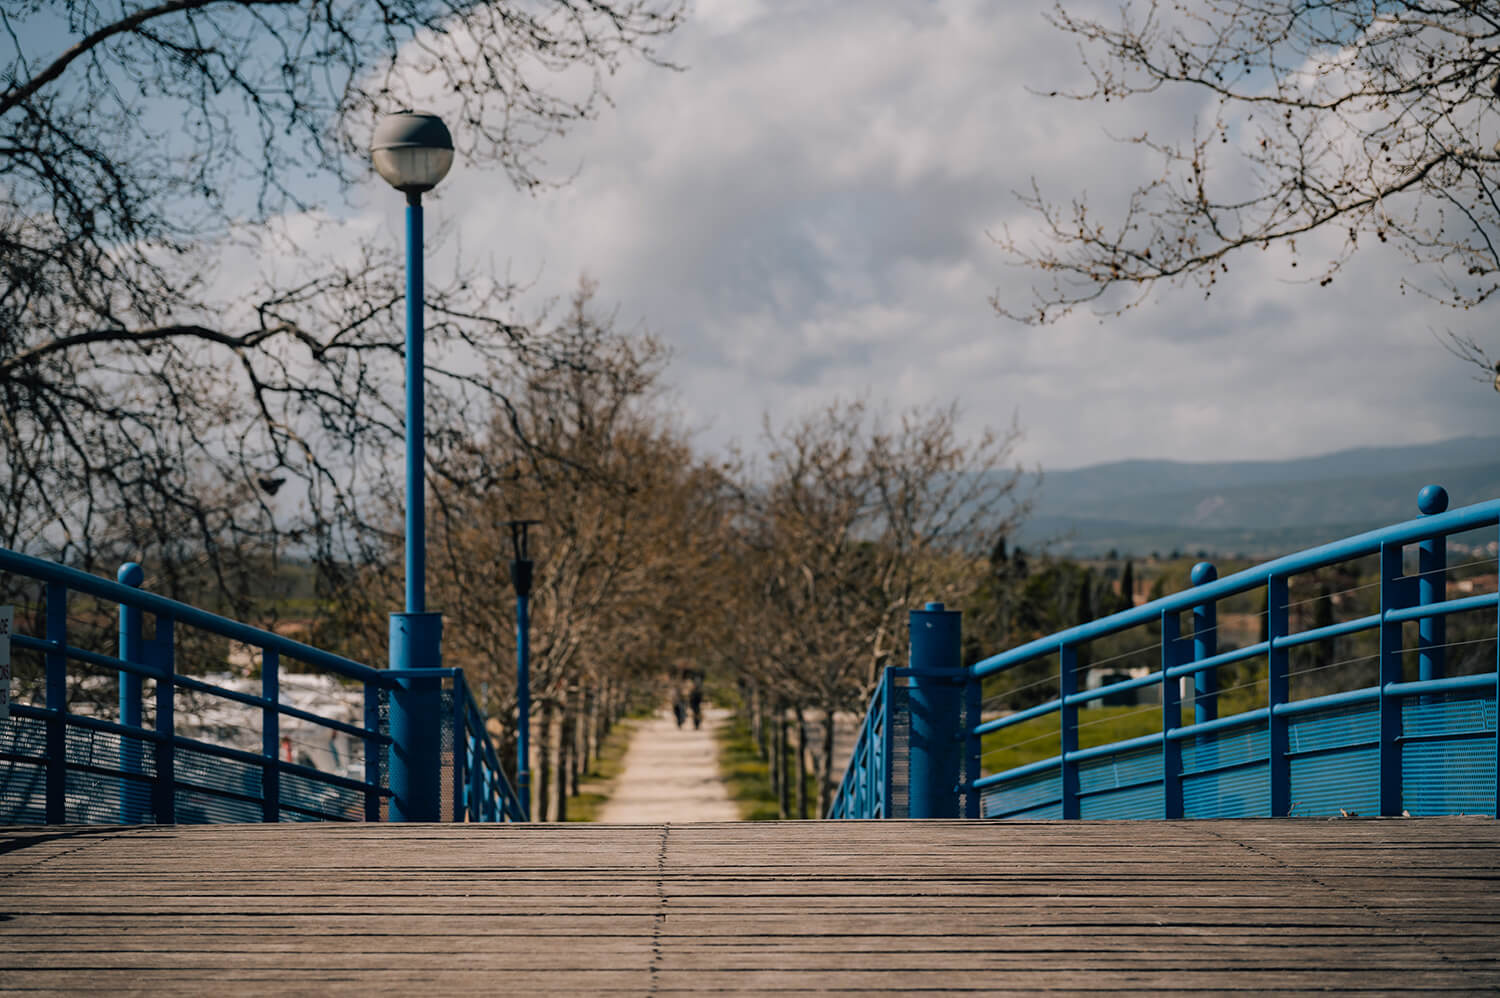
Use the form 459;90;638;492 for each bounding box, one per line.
389;611;443;822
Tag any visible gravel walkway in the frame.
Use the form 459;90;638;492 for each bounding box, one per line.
596;704;739;823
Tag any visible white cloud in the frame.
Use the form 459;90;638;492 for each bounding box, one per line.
377;0;1496;471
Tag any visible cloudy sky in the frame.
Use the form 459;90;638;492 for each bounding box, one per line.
373;0;1497;471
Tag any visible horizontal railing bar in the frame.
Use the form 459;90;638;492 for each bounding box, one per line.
1275;614;1380;652
11;635;163;680
1271;685;1381;717
1383;674;1497;698
1075;775;1163;799
1181;756;1270;780
172;734;385;798
973;698;1062;736
1167;708;1271;742
1065;732;1164;764
1386;591;1500;624
171;675;385;744
973;755;1061;789
8;703;167;743
1165;642;1268;680
970;497;1500;678
0;547;394;687
1064;671;1164;707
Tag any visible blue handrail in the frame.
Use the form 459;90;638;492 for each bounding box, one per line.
0;550;524;823
833;488;1499;820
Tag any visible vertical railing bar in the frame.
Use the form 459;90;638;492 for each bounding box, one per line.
1161;610;1183;820
1378;541;1404;817
880;667;894;818
43;581;67;824
1417;485;1449;687
964;671;981;819
1059;643;1079;820
363;681;381;822
151;614;175;824
261;647;279;823
117;563;144;823
1191;562;1219;815
451;671;466;823
1267;575;1290;817
1493;518;1498;821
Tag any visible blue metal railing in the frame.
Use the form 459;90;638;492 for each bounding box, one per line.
828;668;896;819
0;548;525;824
830;487;1500;820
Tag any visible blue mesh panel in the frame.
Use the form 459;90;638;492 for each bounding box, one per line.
1184;761;1268;818
68;766;151;823
1181;724;1267;775
173;745;263;823
1287;702;1378;754
1077;745;1162;795
1401;694;1496;816
0;759;46;822
1076;745;1163;819
0;713;45;762
981;767;1059;818
281;768;362;821
1080;780;1163;819
1286;702;1380;817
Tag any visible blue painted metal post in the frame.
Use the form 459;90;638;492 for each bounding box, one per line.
261;648;279;823
907;601;963;819
1378;541;1405;817
1416;485;1448;684
1191;562;1219;723
363;682;381;822
388;190;443;823
117;562;145;823
389;614;442;822
1266;575;1290;816
879;667;895;818
962;669;981;819
149;615;174;823
1058;643;1079;819
44;581;66;824
515;591;531;818
1160;609;1183;819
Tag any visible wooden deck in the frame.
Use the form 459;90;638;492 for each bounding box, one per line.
2;818;1498;994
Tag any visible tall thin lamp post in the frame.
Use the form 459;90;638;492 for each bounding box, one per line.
507;519;540;819
372;110;454;821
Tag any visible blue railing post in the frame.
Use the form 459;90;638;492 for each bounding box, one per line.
1160;609;1183;819
1378;541;1405;817
1266;575;1290;816
388;614;443;822
1191;562;1219;723
962;670;980;819
44;581;66;824
149;615;175;824
1059;644;1079;819
1417;485;1448;684
261;648;279;823
363;681;382;821
117;562;145;823
907;601;962;818
879;667;895;817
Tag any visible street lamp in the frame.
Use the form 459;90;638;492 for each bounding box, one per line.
506;519;541;819
373;110;453;821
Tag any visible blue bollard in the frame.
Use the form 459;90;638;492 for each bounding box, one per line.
389;611;443;822
1416;485;1448;684
907;602;963;819
117;562;145;823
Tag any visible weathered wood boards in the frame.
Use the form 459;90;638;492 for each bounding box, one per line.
1;818;1497;994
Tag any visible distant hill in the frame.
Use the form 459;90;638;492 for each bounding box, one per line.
1010;436;1500;558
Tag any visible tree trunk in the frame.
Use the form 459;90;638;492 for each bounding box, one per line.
777;702;790;820
557;691;572;821
819;698;836;818
795;703;808;819
583;683;596;770
537;699;554;822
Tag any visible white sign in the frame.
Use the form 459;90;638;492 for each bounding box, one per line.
0;605;11;721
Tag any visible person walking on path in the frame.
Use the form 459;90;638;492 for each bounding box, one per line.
597;703;738;823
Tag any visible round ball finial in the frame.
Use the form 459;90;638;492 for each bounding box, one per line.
1190;561;1217;586
924;601;946;612
1417;485;1449;515
117;562;144;587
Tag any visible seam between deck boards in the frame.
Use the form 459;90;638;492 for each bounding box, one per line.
649;823;670;994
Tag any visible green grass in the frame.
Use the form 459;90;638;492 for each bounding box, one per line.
565;715;645;822
715;712;817;821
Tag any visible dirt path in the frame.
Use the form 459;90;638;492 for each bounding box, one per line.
596;704;738;823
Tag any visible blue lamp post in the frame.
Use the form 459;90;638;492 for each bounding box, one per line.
372;110;454;821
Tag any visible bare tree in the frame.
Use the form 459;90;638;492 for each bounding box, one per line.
996;0;1500;383
0;0;685;608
